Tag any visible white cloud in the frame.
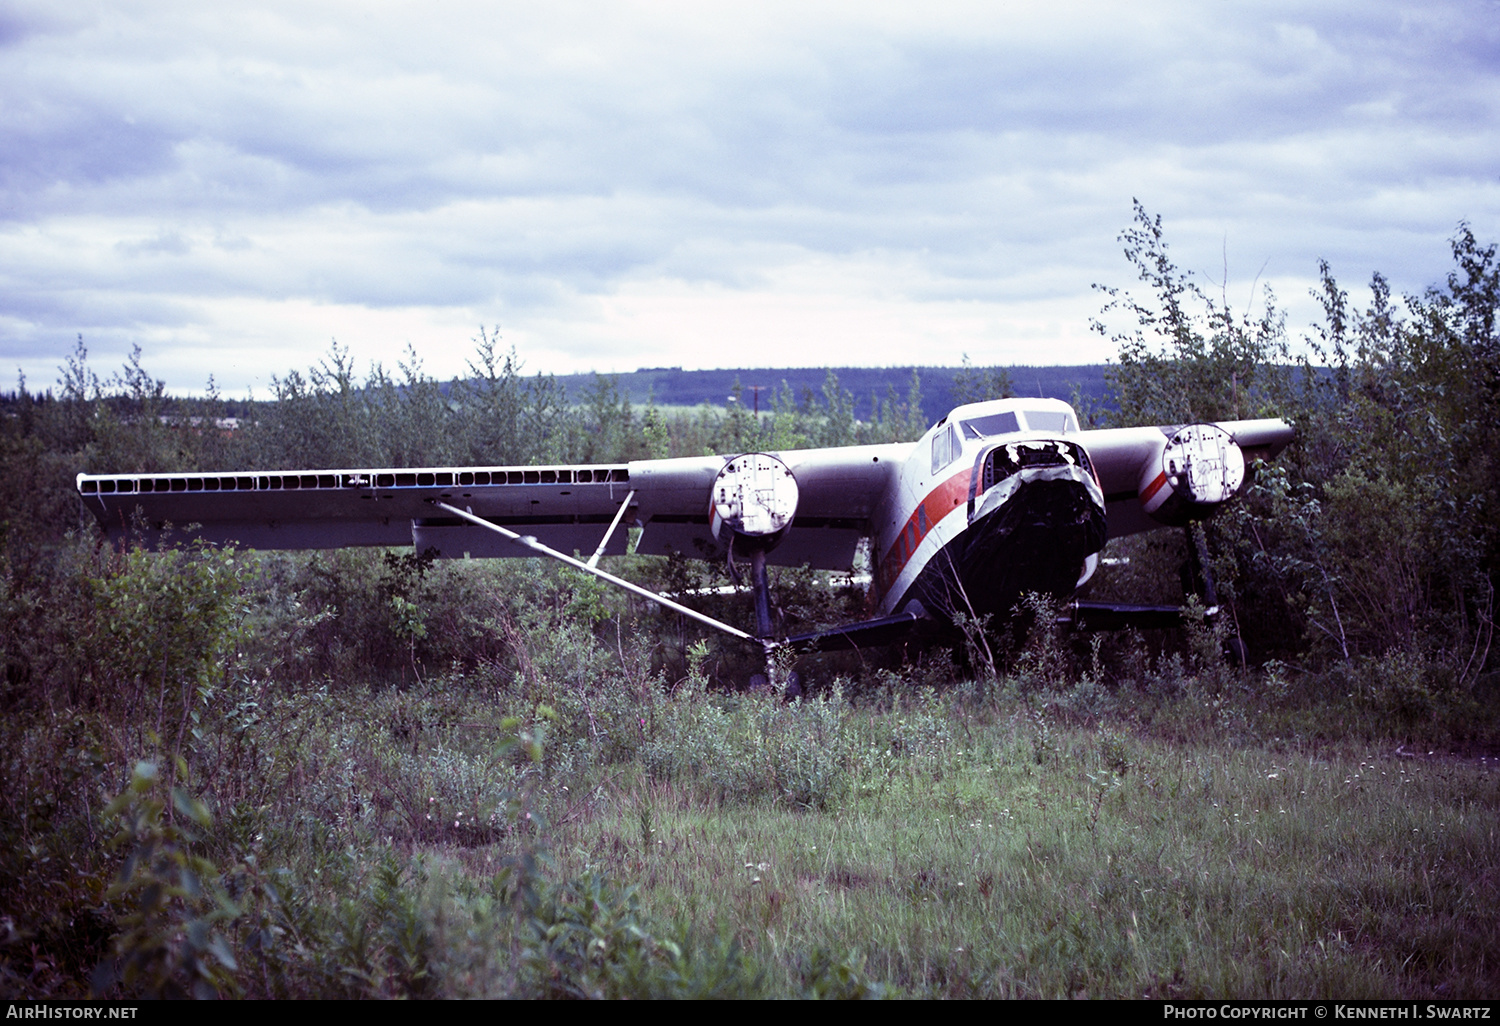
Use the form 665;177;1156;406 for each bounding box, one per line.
0;0;1496;392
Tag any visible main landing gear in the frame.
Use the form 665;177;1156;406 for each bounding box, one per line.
1181;521;1248;667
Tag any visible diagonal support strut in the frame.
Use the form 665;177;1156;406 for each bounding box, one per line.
586;488;636;569
432;500;772;654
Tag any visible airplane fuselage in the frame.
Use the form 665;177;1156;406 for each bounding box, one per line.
870;397;1106;623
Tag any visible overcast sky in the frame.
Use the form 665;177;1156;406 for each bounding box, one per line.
3;0;1497;395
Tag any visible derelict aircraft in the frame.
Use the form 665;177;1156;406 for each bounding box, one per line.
77;396;1294;678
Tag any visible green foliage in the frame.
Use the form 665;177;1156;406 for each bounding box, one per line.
95;762;240;999
0;717;114;997
1097;203;1498;686
456;329;573;464
641;390;672;459
863;369;928;444
510;874;763;999
2;538;1497;997
87;543;252;761
818;369;857;447
1014;591;1072;693
950;353;1014;406
577;373;638;463
1287;229;1499;667
1094;200;1292;426
643;680;859;809
2;535;253;775
799;946;889;999
259;343;377;468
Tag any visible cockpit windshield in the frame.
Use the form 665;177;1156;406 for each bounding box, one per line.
1023;410;1071;433
960;412;1019;439
960;409;1074;438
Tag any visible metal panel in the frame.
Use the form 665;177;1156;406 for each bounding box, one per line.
105;519;414;551
78;463;634;550
634;517;720;560
767;526;864;570
632;516;864;571
413;522;630;559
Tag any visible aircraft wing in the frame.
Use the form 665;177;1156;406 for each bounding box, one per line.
76;442;912;571
76;416;1294;568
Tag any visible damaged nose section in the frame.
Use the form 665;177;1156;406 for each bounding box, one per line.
946;439;1108;620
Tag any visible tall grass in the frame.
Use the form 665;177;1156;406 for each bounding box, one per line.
2;546;1496;998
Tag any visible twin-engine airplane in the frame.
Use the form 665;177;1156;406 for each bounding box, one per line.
77;397;1293;671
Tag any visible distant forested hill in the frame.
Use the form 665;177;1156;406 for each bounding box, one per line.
553;365;1112;423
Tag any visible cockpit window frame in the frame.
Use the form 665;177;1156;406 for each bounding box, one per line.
931;423;961;475
1020;410;1073;433
961;409;1077;438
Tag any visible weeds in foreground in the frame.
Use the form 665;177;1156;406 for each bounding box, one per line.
2;546;1497;999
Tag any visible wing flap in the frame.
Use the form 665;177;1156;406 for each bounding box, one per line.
412;518;631;559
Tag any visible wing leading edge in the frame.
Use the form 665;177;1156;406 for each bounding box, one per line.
76;443;911;572
1078;417;1294;539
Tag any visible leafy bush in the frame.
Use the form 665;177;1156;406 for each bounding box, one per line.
644;678;858;809
94;761;240;1000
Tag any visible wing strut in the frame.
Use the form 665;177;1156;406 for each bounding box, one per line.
432;500;766;649
586;489;636;569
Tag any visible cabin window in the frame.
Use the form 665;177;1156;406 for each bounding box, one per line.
931;424;959;474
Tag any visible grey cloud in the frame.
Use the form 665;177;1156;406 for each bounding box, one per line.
0;1;1497;389
115;230;192;256
0;103;180;210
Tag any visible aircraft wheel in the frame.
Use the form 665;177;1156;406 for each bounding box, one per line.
1222;635;1249;668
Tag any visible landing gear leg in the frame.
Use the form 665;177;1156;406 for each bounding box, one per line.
1181;522;1247;667
750;549;774;641
744;552;792;696
1181;522;1219;609
747;549;800;697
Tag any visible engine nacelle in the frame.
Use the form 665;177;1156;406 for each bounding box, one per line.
1138;423;1246;526
709;452;799;554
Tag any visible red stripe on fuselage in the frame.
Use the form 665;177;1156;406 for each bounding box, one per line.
877;468;972;600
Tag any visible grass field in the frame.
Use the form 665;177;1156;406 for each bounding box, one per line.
32;669;1489;999
429;683;1500;999
5;555;1497;999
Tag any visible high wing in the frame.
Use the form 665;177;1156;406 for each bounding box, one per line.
1083;417;1294;539
76;402;1294;655
75;414;1293;570
76;444;911;571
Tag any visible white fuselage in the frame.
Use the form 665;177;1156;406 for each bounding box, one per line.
869;397;1101;617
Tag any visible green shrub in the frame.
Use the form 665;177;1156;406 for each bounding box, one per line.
644;680;858;809
94;762;241;999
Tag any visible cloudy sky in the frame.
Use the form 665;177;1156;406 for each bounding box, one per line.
3;0;1497;395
